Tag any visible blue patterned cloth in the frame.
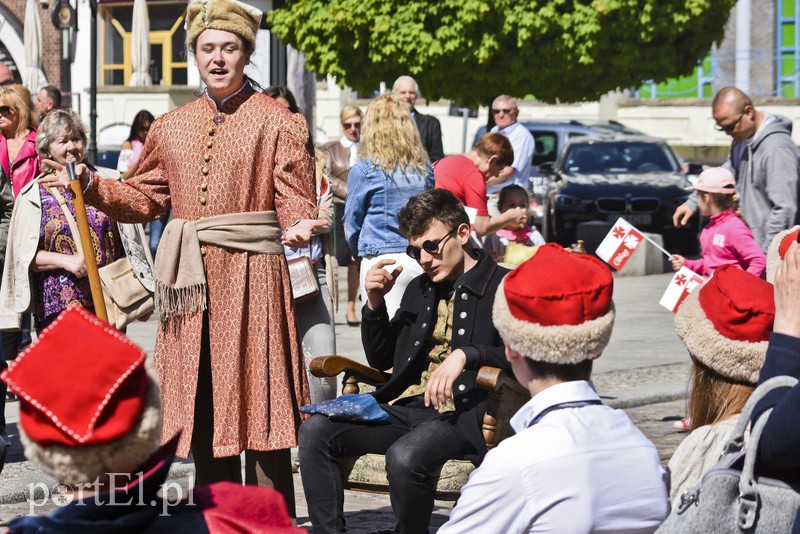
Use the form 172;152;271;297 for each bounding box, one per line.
300;394;390;423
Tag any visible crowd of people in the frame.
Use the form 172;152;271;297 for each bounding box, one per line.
1;0;800;531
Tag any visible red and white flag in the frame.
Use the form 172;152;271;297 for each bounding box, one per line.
595;218;645;271
659;266;705;313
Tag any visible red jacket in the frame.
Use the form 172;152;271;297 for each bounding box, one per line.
0;129;39;198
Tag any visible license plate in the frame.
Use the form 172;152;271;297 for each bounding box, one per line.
624;214;652;226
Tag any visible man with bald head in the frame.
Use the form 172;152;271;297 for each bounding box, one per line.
674;86;799;251
393;75;444;162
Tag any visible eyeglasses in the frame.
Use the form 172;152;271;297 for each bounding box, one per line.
492;108;513;115
343;121;361;130
0;105;12;116
406;227;458;260
138;125;151;133
714;111;745;133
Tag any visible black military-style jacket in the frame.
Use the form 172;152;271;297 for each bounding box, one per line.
362;249;510;463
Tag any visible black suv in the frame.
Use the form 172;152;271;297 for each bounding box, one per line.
471;119;644;176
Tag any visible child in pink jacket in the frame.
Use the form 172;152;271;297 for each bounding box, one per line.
670;167;765;278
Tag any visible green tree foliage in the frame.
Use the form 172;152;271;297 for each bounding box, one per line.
268;0;736;105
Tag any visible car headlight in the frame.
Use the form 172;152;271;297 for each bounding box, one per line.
554;194;591;207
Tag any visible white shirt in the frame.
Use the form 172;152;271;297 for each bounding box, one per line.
488;122;535;194
439;381;669;534
339;136;359;168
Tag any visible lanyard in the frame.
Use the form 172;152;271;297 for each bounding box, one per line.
530;400;602;427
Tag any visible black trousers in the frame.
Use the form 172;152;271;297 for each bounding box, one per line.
190;313;296;517
298;396;470;534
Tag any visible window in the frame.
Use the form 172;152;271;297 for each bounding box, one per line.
531;131;557;165
637;57;713;99
777;0;799;97
100;1;189;86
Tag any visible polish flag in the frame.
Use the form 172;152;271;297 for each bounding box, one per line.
595;218;645;271
659;267;706;313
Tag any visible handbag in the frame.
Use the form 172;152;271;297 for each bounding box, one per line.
50;188;154;329
657;375;800;533
97;256;155;329
287;256;320;304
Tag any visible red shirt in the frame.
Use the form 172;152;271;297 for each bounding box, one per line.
434;155;488;216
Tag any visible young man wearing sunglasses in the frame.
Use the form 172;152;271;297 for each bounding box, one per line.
673;86;799;252
487;95;535;201
299;189;510;534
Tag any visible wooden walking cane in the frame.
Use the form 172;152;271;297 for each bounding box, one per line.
66;162;108;322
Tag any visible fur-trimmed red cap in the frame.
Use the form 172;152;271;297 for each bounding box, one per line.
766;225;800;283
493;243;615;364
1;305;148;447
675;265;774;384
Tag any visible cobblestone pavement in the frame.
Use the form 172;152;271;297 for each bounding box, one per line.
0;268;694;532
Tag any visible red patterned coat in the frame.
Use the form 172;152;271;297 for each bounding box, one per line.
84;85;316;457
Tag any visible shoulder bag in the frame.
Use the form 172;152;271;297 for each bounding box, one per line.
50;188;154;329
657;375;800;533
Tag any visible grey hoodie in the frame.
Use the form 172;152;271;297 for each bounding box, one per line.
729;114;800;252
686;114;800;252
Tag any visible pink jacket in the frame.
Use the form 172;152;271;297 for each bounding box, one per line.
684;209;766;278
0;129;39;198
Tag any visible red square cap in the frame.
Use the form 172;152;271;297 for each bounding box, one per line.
0;305;147;446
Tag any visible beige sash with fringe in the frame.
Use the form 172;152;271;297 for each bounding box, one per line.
154;211;283;321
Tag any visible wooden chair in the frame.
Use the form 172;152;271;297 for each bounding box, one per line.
308;355;531;500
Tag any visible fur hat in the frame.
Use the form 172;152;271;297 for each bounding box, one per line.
493;243;615;364
675;265;774;384
185;0;262;53
766;225;800;283
1;306;162;485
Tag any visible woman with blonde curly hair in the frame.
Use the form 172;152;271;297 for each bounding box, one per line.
344;93;433;318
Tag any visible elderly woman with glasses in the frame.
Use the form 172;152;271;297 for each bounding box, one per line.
344;94;434;319
323;104;363;326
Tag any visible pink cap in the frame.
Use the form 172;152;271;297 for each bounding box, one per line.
686;167;736;194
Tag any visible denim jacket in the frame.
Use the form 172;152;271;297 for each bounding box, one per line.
344;159;434;257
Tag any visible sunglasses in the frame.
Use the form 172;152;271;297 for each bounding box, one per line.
343;122;361;130
714;111;745;133
406;226;458;260
0;105;12;116
491;108;513;115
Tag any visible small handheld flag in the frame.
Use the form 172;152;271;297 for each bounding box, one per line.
659;266;705;313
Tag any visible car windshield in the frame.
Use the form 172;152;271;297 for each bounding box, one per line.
562;142;680;175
